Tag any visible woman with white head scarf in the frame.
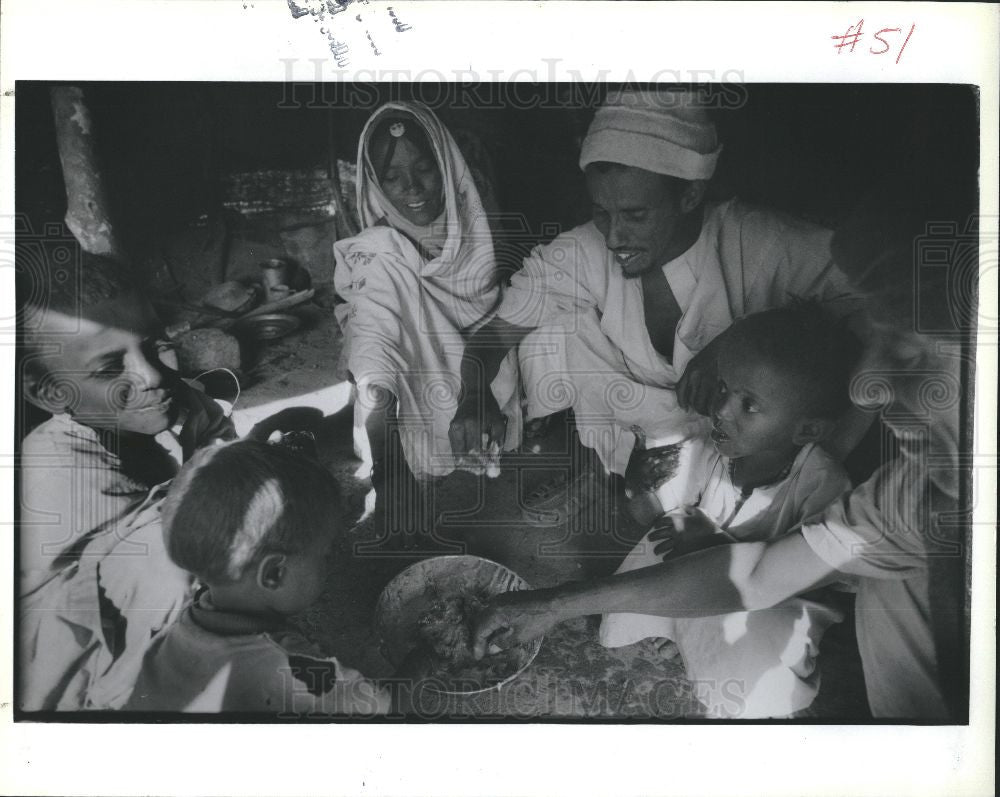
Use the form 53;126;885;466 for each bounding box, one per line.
334;102;513;532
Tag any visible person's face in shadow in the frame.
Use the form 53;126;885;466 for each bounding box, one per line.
373;133;444;226
830;176;973;501
853;307;962;498
586;165;684;279
23;293;180;436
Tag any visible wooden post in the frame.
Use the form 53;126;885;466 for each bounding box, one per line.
328;108;359;239
50;85;122;258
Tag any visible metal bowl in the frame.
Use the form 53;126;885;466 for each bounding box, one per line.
374;555;543;695
232;312;301;341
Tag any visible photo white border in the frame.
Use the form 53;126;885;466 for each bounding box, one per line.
1;3;997;796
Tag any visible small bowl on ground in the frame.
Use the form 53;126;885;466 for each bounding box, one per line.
374;555;543;696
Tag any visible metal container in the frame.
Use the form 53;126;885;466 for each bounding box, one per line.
374;555;543;695
232;312;301;341
259;258;290;288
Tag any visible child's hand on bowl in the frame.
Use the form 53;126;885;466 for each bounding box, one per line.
394;642;438;682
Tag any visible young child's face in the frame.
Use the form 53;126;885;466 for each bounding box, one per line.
28;294;180;436
270;530;336;615
710;345;813;461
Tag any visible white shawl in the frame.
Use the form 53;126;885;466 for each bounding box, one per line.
334;102;503;478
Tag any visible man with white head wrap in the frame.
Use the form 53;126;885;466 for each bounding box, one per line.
450;88;858;514
580;87;723;182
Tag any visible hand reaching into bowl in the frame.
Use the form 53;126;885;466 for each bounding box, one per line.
471;589;562;660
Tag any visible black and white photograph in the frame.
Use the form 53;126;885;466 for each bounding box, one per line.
2;3;997;796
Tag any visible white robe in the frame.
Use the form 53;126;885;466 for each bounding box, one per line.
494;199;859;475
801;459;956;718
334;102;515;479
17;390;231;711
600;438;852;718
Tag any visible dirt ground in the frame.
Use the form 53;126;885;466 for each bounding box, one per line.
230;289;871;720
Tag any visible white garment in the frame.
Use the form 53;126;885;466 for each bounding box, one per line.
579;88;723;179
334;101;514;479
18;481;191;710
494;199;858;475
19;413;162;591
600;439;852;718
800;459;955;718
17;389;233;711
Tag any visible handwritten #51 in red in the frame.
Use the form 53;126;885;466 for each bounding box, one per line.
832;20;916;65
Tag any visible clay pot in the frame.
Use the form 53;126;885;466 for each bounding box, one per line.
174;328;242;376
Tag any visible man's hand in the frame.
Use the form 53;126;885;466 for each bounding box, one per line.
654;506;727;560
647;514;679;559
450;317;531;458
676;505;719;538
676;331;726;416
448;389;506;457
624;444;682;497
471;589;562;659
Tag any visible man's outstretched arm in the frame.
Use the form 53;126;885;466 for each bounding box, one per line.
472;531;841;657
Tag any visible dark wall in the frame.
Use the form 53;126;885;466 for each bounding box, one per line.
16;82;980;247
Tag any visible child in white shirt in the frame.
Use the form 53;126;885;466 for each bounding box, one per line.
601;303;860;717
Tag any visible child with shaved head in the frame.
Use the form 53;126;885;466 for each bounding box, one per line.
126;440;391;715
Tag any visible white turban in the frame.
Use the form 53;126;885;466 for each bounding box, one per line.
579;89;722;180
